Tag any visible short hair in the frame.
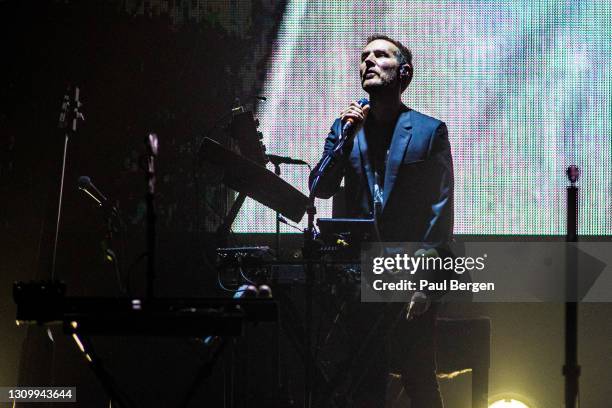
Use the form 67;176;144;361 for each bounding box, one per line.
365;34;413;90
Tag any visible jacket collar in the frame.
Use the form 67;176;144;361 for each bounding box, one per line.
356;108;413;212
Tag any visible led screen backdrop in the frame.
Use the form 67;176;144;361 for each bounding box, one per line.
235;0;611;235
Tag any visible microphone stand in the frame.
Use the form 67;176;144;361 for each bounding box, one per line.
305;136;347;408
52;86;83;280
104;203;127;295
267;154;309;407
303;197;317;408
306;115;385;408
78;179;126;294
564;165;580;408
267;155;308;256
271;162;282;257
145;134;158;299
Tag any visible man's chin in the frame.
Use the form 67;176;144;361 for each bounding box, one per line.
362;82;386;93
362;77;379;86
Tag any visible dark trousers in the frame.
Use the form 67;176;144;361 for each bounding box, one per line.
343;302;443;408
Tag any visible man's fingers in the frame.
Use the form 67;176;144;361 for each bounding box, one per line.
346;106;364;115
344;102;368;115
362;104;370;117
341;110;364;121
340;102;368;130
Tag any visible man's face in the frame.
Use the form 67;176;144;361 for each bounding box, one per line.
360;39;402;93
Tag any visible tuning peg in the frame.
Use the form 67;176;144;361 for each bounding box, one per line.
257;131;263;140
254;118;260;127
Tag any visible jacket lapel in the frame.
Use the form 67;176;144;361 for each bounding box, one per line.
356;128;376;203
382;110;413;210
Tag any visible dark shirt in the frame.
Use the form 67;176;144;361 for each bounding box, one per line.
364;115;396;192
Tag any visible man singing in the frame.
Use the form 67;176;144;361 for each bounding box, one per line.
309;35;454;408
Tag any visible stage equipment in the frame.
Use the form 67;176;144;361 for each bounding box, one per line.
78;175;108;206
305;99;366;408
267;153;308;166
52;86;84;280
13;281;277;335
201;105;309;250
199;137;309;225
201;104;309;253
144;133;158;299
13;280;278;408
203;100;407;408
77;175;127;293
564;165;580;408
213;239;381;408
268;152;309;257
215;107;267;246
230;107;268;165
201;110;319;407
316;218;378;253
217;246;275;267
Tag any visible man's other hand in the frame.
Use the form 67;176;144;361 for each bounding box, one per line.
406;291;431;320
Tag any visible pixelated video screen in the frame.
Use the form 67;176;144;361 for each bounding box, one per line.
235;0;611;235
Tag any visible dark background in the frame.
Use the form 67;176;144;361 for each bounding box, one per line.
1;1;290;406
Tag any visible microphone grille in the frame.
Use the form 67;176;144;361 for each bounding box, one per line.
78;176;91;188
357;97;369;107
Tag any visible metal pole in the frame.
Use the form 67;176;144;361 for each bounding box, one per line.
145;134;158;299
564;165;580;408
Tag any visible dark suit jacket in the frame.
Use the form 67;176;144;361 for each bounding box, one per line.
309;107;454;248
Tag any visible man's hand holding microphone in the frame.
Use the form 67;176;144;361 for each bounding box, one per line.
340;99;371;132
334;98;370;156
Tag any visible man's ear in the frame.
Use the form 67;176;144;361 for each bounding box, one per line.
399;63;413;88
399;64;412;78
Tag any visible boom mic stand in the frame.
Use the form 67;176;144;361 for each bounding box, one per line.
77;176;126;294
268;155;309;256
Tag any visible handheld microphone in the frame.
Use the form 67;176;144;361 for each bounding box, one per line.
341;97;370;135
310;98;369;197
78;176;108;206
